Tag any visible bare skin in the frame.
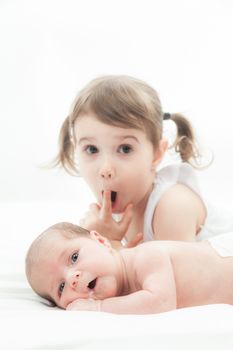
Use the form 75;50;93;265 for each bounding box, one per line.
28;229;233;314
76;115;206;245
80;190;142;249
81;186;206;247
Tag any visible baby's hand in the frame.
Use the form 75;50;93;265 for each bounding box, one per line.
79;190;133;242
66;298;101;312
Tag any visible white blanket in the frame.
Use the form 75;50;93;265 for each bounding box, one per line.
1;201;233;349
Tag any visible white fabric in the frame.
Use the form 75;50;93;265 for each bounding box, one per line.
208;232;233;257
1;201;233;349
143;163;233;241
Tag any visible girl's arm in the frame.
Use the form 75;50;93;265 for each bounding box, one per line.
153;184;206;241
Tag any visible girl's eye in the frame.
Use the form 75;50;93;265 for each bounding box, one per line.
59;282;65;294
85;145;98;154
71;252;79;263
118;144;133;154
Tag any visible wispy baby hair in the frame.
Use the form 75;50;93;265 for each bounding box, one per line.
53;75;200;175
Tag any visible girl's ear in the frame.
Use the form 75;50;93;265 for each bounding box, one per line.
90;231;112;249
152;138;168;169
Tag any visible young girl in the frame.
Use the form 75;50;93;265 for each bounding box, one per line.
53;75;232;247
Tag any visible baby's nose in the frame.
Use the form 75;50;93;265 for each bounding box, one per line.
67;271;81;289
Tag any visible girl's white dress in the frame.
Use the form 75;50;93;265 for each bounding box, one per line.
143;163;233;242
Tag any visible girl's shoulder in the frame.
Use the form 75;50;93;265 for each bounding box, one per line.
156;162;200;195
143;163;202;242
157;162;196;181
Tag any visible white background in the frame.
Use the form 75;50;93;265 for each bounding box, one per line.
0;0;233;206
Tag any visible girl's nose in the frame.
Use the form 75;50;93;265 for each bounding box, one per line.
100;168;115;179
99;160;115;179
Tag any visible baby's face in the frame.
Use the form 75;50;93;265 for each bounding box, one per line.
33;232;120;309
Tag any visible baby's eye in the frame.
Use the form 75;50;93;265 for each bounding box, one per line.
118;144;133;154
59;282;65;294
71;252;79;263
85;145;98;154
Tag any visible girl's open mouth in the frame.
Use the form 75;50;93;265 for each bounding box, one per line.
101;191;117;203
111;191;117;203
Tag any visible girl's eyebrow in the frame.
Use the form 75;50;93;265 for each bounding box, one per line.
117;135;140;143
78;137;95;145
78;135;140;145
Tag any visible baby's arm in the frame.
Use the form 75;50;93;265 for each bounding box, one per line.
67;248;177;314
67;289;176;314
154;184;206;241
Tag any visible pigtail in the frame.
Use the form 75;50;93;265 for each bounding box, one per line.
52;116;78;175
170;113;201;165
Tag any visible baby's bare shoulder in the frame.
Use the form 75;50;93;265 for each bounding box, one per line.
133;241;174;269
133;240;213;266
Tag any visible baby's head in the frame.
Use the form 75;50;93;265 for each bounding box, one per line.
25;223;90;303
25;222;116;309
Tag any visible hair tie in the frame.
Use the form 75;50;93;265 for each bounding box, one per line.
163;113;171;120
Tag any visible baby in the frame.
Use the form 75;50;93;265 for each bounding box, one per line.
26;222;233;314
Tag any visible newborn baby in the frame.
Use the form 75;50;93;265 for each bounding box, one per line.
26;222;233;314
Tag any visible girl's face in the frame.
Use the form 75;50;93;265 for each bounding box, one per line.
75;114;166;213
34;232;121;309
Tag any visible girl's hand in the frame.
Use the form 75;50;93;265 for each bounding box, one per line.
66;298;101;312
110;232;143;249
125;232;143;248
79;190;133;242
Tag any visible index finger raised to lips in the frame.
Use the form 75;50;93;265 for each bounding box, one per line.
101;190;112;218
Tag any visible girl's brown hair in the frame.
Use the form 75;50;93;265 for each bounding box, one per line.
53;75;200;175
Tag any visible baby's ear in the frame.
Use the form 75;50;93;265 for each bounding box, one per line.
90;231;112;249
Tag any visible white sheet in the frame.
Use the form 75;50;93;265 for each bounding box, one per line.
1;201;233;350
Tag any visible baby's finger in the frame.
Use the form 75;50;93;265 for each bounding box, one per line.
66;300;79;310
67;298;100;311
101;190;112;219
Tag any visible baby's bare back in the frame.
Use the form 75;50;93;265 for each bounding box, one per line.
131;239;233;309
166;240;233;308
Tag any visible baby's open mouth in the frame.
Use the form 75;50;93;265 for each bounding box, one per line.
88;278;97;290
